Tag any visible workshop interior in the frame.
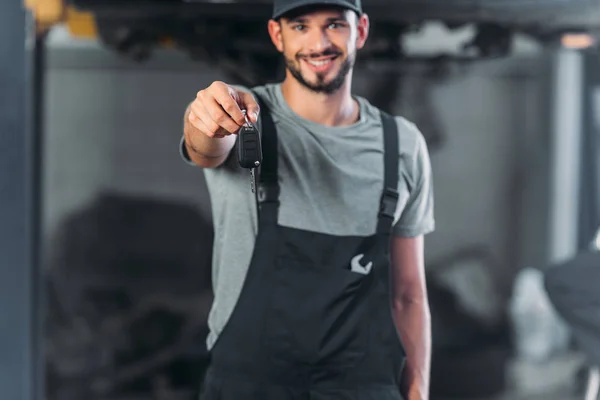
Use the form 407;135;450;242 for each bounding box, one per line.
1;0;600;399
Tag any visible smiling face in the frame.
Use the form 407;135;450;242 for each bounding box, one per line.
268;6;369;94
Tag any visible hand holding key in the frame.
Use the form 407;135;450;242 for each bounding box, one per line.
188;81;260;139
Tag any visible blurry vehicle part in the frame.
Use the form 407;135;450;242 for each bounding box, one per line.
25;0;597;137
25;0;96;36
25;0;600;85
44;192;214;400
509;267;570;361
65;1;600;83
434;248;505;329
426;246;511;398
545;249;600;400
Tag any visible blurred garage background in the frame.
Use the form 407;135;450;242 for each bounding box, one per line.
2;1;600;399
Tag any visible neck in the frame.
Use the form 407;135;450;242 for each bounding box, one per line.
280;74;359;127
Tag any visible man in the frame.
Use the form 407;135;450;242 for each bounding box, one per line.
180;0;435;398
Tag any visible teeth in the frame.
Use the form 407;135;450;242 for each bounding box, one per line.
308;59;332;66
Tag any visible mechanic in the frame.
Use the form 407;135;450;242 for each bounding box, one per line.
179;0;435;398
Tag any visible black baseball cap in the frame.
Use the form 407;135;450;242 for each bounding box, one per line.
272;0;362;20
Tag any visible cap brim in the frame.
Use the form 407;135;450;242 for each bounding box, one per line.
272;0;361;19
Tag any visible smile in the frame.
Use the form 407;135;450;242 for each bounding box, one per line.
308;59;333;66
303;56;338;72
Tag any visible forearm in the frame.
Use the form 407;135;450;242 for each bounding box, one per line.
183;104;236;167
392;298;431;400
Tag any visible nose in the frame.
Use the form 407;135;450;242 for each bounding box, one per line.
306;28;331;54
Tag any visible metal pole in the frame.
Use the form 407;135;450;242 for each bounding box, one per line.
579;51;600;250
547;46;585;264
31;30;47;400
0;4;43;400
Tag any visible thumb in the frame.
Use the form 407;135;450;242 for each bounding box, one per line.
239;91;260;123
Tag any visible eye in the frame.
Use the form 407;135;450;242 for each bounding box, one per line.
328;22;343;29
292;24;306;31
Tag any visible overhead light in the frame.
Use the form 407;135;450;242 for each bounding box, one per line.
561;33;596;49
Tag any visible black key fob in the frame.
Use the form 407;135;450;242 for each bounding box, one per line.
237;115;262;169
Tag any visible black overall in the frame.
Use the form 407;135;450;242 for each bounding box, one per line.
200;95;406;400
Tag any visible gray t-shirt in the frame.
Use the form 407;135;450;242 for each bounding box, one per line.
180;83;435;350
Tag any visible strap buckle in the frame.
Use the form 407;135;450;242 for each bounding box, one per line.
379;188;399;219
257;182;280;203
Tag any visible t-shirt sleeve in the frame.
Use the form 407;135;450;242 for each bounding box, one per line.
392;120;435;237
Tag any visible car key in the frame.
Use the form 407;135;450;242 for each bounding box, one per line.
237;110;262;193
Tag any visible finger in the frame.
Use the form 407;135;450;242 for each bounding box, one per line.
238;91;260;123
201;93;242;135
213;86;247;127
188;111;225;138
190;101;230;138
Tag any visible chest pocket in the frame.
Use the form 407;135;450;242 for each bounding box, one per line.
263;254;372;369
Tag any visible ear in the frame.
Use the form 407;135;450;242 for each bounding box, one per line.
355;13;369;50
268;19;284;52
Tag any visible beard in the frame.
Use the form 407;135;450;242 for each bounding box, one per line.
285;48;355;95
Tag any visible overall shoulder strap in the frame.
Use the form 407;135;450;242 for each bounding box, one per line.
249;89;280;224
377;110;400;235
